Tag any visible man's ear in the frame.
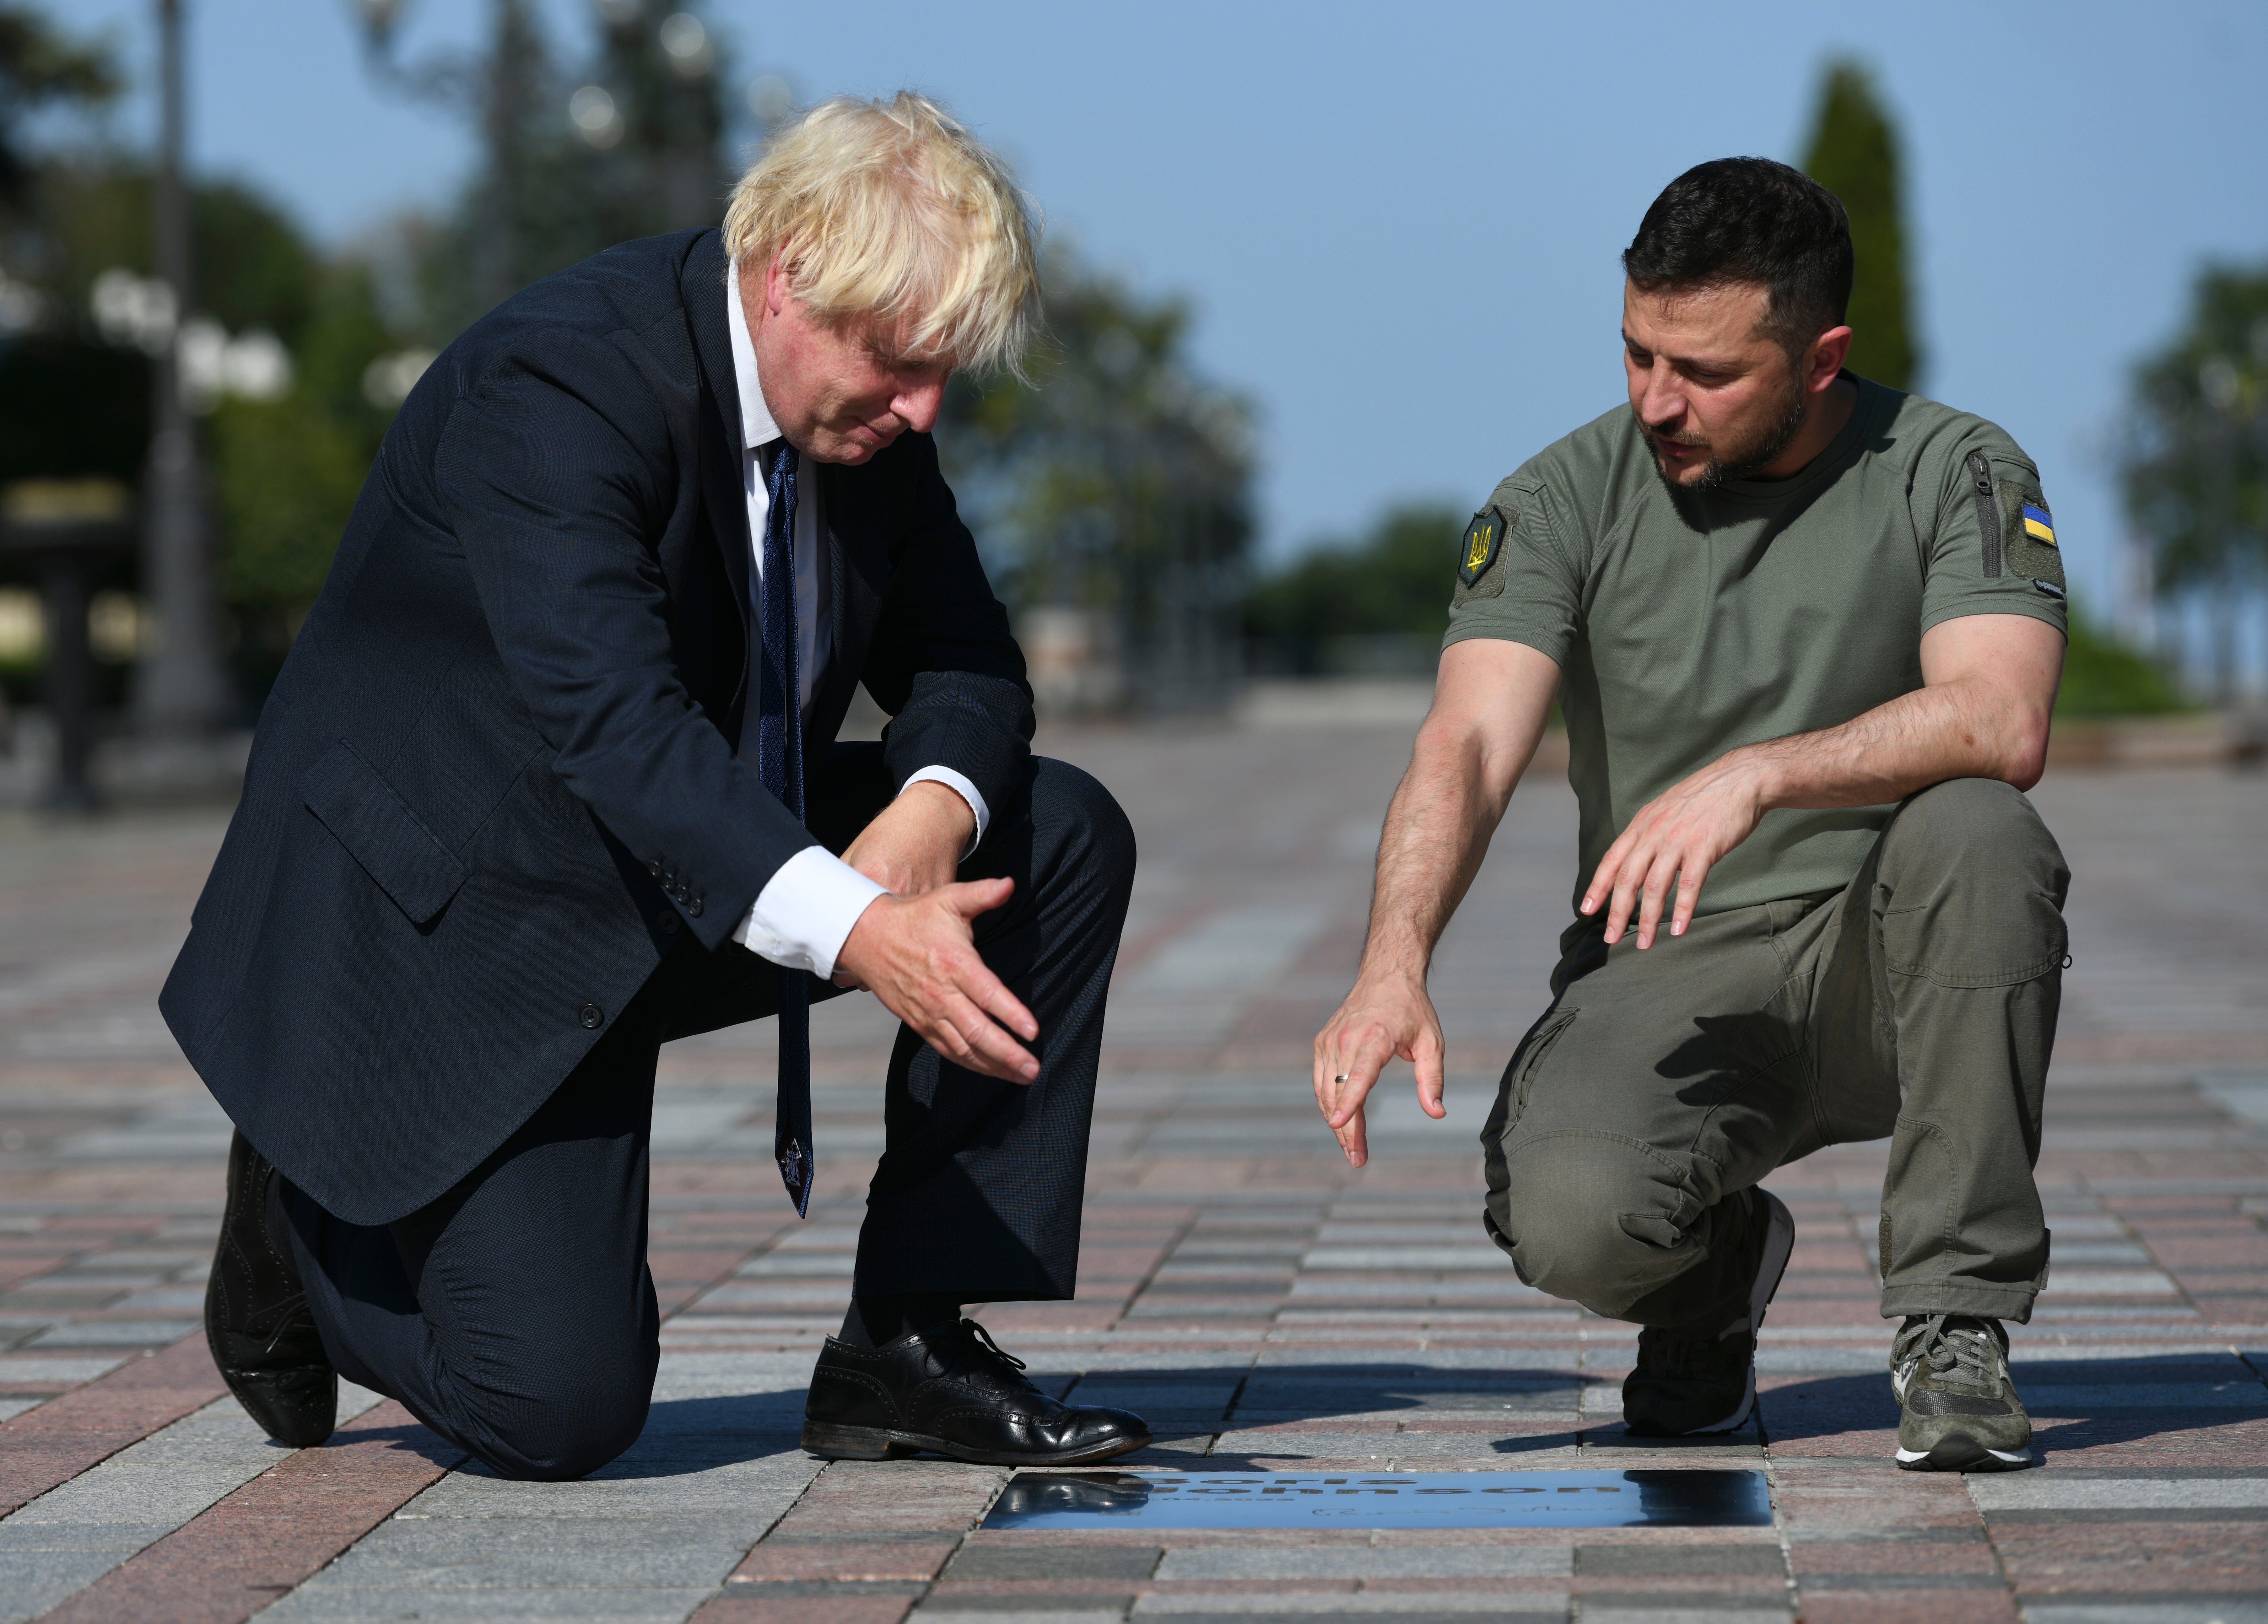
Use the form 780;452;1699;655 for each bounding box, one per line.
1807;325;1855;393
763;253;792;319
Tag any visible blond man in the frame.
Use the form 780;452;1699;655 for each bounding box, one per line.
166;94;1149;1479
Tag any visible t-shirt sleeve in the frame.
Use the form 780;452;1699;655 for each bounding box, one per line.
1918;427;2070;638
1442;472;1581;667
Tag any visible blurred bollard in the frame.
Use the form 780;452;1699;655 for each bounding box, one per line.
0;481;137;813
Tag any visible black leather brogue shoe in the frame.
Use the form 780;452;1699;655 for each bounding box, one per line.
802;1318;1151;1466
206;1129;337;1448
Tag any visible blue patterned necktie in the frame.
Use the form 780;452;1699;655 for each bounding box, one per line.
757;440;813;1216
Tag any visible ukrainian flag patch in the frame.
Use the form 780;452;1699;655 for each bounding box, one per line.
2022;502;2057;547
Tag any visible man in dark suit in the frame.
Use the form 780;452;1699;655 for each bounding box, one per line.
164;92;1149;1480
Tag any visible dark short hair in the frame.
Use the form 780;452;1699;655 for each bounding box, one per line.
1622;158;1854;353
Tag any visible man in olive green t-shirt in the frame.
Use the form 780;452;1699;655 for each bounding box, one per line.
1313;159;2070;1474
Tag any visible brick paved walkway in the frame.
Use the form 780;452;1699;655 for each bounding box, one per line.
2;715;2265;1622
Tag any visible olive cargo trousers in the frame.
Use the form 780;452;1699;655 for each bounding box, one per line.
1482;778;2070;1329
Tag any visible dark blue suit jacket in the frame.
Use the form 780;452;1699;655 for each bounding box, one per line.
159;229;1032;1225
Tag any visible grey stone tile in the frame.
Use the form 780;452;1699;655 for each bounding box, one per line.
1157;1546;1571;1578
0;1549;158;1624
0;1355;128;1382
21;1318;196;1346
1968;1476;2268;1510
2023;1607;2268;1624
2020;1383;2268;1410
256;1584;719;1622
288;1514;759;1588
402;1448;819;1519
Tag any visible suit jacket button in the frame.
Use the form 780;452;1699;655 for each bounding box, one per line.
688;896;703;918
648;859;662;878
579;1003;604;1030
658;911;681;935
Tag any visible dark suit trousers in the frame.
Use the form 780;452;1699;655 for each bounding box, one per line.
284;748;1134;1480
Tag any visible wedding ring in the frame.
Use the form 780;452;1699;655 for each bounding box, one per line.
1333;1074;1349;1083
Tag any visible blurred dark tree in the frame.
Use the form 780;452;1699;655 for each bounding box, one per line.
1244;504;1462;675
1800;58;1920;391
0;4;116;219
396;0;737;344
583;1;730;240
940;250;1254;708
0;8;127;484
2119;262;2268;704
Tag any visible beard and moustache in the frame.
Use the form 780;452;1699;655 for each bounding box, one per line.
1639;363;1811;491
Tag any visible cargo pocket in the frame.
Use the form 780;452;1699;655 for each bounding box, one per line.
299;739;469;926
1482;1003;1579;1156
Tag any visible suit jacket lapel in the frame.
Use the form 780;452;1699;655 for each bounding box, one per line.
681;231;753;666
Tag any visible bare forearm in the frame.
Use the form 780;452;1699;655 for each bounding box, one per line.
1361;732;1497;978
1743;674;2053;814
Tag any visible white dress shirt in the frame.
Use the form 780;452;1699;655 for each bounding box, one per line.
725;268;988;979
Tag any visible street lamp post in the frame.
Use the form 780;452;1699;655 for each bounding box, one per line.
131;0;230;736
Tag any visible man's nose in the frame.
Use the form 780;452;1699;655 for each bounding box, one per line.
893;378;947;435
1639;362;1685;430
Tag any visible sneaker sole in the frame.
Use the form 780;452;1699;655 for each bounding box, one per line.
1896;1435;2032;1472
1631;1189;1797;1437
801;1419;1152;1466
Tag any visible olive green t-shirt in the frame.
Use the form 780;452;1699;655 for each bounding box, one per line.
1444;374;2069;917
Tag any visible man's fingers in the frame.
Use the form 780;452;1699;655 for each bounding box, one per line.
1333;1100;1369;1167
1604;843;1651;944
941;876;1015;921
1412;1024;1448;1120
1322;1027;1397;1127
936;989;1039;1082
1634;850;1678;950
958;954;1039;1042
1580;831;1637;916
1670;854;1711;938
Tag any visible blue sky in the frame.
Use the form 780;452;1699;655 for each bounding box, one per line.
59;0;2268;609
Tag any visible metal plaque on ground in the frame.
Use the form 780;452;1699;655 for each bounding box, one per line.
983;1470;1772;1530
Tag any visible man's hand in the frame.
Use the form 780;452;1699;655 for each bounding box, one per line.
841;780;974;901
1306;639;1562;1166
1580;751;1771;950
834;878;1039;1084
1580;615;2066;951
1313;970;1447;1167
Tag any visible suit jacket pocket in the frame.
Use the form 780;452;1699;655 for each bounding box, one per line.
299;739;469;925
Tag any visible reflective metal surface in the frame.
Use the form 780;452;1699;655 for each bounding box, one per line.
983;1470;1772;1530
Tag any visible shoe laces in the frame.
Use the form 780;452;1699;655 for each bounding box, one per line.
1893;1314;2004;1392
933;1318;1037;1392
963;1318;1028;1374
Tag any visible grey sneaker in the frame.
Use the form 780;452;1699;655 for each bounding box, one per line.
1623;1188;1795;1436
1891;1314;2032;1471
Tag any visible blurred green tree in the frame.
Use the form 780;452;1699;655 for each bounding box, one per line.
2055;597;2186;717
940;251;1254;709
1800;58;1920;392
1244;504;1462;676
2120;262;2267;705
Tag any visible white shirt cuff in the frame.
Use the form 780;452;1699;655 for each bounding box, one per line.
734;845;888;980
901;765;989;858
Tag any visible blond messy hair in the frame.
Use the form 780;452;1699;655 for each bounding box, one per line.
722;91;1041;379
